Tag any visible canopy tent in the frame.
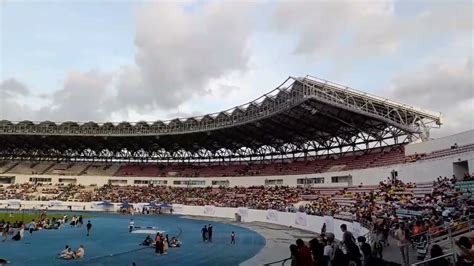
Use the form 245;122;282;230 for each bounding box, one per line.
159;203;172;209
97;201;114;206
145;202;159;208
94;201;115;211
120;202;133;209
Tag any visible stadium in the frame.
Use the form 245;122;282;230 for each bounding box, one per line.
0;75;473;265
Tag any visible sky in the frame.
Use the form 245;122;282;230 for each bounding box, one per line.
0;0;472;138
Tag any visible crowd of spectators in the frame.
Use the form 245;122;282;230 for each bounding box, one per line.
2;175;472;226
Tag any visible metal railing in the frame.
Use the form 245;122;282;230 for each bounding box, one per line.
411;252;456;266
263;218;374;266
414;218;474;261
263;257;292;266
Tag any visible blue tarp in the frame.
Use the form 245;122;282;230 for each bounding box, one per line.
145;202;159;208
120;202;133;209
159;203;172;209
97;201;114;206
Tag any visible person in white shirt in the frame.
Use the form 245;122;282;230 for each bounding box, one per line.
19;224;24;239
394;223;410;266
59;245;70;256
58;246;74;260
323;233;336;266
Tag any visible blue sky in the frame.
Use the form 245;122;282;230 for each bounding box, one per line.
0;0;472;137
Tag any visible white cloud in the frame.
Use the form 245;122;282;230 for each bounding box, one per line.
0;78;29;98
1;0;472;139
386;58;474;137
113;1;258;111
271;0;472;63
38;70;114;122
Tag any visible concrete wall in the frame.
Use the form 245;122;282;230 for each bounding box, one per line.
0;200;368;241
405;130;474;155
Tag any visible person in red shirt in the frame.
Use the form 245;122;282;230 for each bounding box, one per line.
296;239;313;266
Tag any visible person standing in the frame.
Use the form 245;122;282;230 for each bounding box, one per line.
78;215;83;227
155;233;161;256
340;224;355;245
2;226;7;242
157;234;164;255
86;221;92;237
230;231;236;244
289;244;299;266
321;223;327;237
208;224;213;242
296;239;313;266
19;224;24;239
201;225;208;242
394;223;410;266
163;237;169;255
129;219;134;233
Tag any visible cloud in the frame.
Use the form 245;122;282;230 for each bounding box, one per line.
386;58;474;137
38;70;114;122
271;0;472;62
113;1;258;111
1;1;260;122
0;78;29;98
0;79;35;121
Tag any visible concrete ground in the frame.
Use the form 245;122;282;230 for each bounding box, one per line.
182;215;423;266
181;216;317;265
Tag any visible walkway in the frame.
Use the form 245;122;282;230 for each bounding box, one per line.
181;216;317;266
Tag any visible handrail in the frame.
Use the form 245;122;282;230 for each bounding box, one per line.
413;218;474;261
411;252;455;266
263;257;292;266
411;218;474;239
429;219;473;240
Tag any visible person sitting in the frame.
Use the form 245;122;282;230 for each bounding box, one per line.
11;232;21;241
169;237;182;247
75;245;85;259
58;248;75;260
142;235;153;246
58;245;70;256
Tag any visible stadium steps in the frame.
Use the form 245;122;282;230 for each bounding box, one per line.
40;162;56;174
80;164;92;176
0;161;20;174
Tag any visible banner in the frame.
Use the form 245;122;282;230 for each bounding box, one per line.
295;212;307;226
203;205;215;215
172;204;184;213
237;207;249;217
323;215;334;233
266;209;279;222
352;221;361;238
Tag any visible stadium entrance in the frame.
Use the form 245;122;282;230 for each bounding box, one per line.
453;160;469;178
0;176;14;184
331;175;352;186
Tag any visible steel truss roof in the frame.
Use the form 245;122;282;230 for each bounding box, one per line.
0;76;441;162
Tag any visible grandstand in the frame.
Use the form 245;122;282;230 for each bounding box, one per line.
0;77;453;178
0;76;473;266
0;76;472;189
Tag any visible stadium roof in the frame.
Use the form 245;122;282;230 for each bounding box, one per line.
0;76;442;161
